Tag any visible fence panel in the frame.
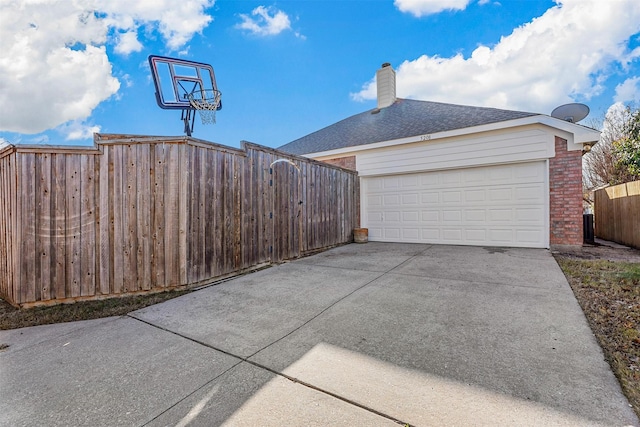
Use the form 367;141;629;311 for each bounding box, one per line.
594;181;640;249
0;145;16;303
0;135;359;307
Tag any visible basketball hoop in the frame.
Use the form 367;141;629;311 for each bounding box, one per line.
187;89;222;125
149;55;222;135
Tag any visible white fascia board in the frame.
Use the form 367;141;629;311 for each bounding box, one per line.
536;116;601;151
305;115;601;159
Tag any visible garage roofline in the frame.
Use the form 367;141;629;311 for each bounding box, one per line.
299;115;601;159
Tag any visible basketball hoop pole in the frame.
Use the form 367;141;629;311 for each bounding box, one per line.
180;108;196;136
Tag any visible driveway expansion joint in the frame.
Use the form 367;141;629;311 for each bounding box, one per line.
127;252;432;426
127;313;413;427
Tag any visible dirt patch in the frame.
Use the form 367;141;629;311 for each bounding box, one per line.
551;242;640;262
0;290;191;331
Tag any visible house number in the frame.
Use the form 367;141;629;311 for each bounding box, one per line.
419;134;431;141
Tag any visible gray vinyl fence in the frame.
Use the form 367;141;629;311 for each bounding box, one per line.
0;134;359;307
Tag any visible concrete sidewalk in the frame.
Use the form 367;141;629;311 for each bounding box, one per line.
1;243;638;426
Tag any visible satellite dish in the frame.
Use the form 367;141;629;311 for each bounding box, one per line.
551;103;589;123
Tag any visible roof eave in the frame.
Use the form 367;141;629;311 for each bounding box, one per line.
300;114;601;158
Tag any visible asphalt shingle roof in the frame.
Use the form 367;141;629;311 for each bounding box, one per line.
278;98;539;155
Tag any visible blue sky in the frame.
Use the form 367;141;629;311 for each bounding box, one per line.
1;0;639;149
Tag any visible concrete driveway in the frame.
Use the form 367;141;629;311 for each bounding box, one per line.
1;243;638;426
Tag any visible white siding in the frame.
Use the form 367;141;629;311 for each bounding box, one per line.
362;162;548;248
357;127;553;177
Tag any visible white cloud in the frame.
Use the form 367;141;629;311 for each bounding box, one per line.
122;74;134;88
0;0;214;136
57;121;101;141
614;77;640;103
102;1;214;51
115;31;143;55
394;0;471;17
353;0;640;115
236;6;292;36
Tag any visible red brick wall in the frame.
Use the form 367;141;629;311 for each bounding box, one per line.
323;156;356;171
549;136;583;245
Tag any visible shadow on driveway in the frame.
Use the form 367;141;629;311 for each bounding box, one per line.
1;243;637;426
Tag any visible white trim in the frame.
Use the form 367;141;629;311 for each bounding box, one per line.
302;115;600;159
544;158;550;248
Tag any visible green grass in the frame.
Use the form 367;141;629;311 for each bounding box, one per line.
555;257;640;418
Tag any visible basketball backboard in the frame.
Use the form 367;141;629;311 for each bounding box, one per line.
148;55;222;136
148;55;222;111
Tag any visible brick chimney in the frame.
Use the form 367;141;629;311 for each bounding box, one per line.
376;62;396;109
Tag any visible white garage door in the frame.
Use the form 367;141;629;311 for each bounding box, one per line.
362;162;548;248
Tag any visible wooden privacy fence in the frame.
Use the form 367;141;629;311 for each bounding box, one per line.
0;135;359;307
594;180;640;249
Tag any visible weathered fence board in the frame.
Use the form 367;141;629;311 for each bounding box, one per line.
0;135;359;307
97;147;110;295
0;145;17;303
0;154;8;301
594;181;640;249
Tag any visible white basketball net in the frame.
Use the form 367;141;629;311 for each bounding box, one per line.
188;89;221;125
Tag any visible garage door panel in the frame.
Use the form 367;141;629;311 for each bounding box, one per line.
402;193;419;205
385;211;401;222
442;229;463;241
384;228;401;239
465;210;486;221
515;162;544;180
367;195;382;207
369;227;383;238
465;229;487;241
443;191;462;203
489;188;512;201
384;194;400;205
368;177;384;190
422;211;439;222
463;168;486;184
442;171;463;185
402;228;420;240
363;162;547;248
400;175;419;188
420;174;440;186
516;208;544;222
443;210;462;222
402;211;420;222
421;192;439;203
422;229;440;240
488;208;513;222
384;177;400;189
515;185;544;201
516;229;543;243
465;189;486;202
488;229;514;243
368;211;383;222
489;167;512;182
